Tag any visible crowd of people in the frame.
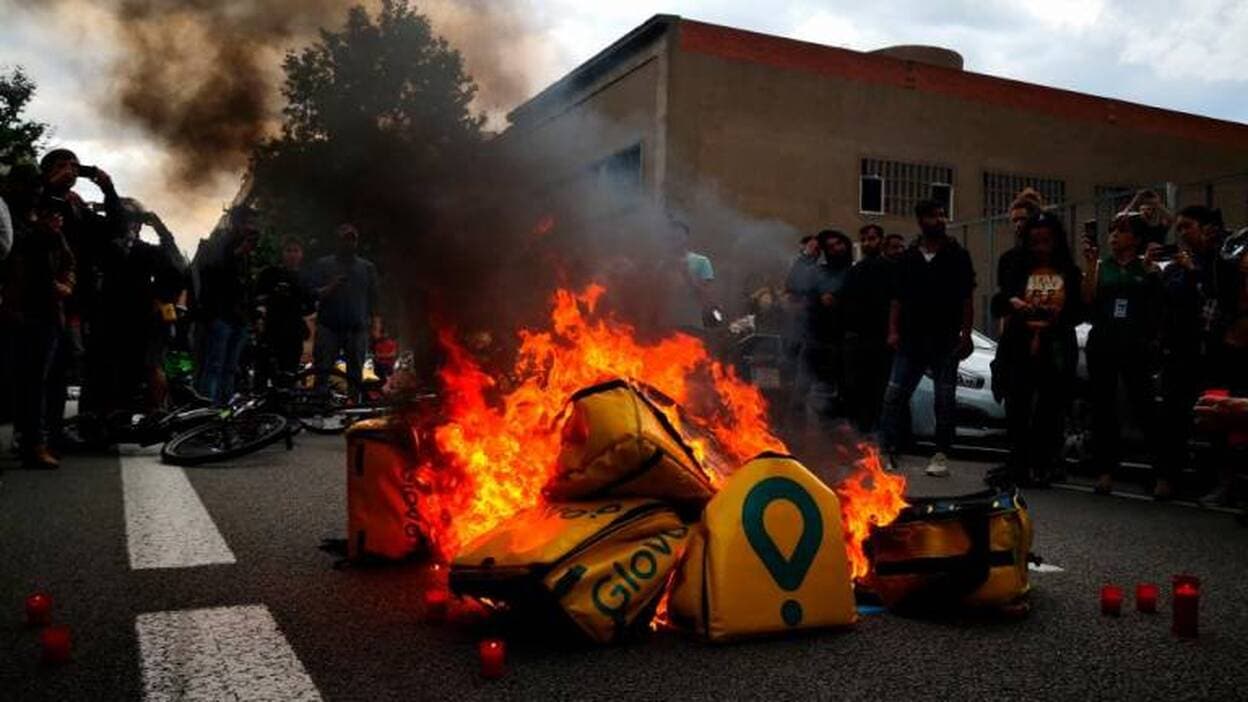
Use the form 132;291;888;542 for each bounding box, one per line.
3;148;1247;506
0;149;383;470
771;188;1248;503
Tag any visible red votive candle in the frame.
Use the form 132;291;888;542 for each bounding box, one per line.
25;592;53;627
1136;583;1159;613
1172;576;1200;638
1103;584;1123;612
40;625;71;664
479;638;506;679
1100;585;1124;616
424;588;449;624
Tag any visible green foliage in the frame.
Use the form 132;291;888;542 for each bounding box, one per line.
251;0;485;261
0;66;48;167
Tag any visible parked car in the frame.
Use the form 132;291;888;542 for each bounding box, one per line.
910;330;1006;442
733;325;1005;442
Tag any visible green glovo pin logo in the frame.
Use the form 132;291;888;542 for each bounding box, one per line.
741;476;824;626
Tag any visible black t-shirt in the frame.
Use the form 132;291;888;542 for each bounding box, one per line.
256;265;313;339
843;254;895;342
892;237;976;351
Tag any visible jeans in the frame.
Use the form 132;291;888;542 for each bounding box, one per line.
314;325;368;387
196;319;248;404
15;321;62;449
879;342;959;454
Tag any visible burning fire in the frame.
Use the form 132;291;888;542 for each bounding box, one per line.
413;284;906;577
835;445;909;579
413;284;780;558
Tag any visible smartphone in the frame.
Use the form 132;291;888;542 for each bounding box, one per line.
1155;244;1180;260
77;164;99;179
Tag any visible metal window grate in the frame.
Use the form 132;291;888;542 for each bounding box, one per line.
982;172;1066;216
861;158;955;218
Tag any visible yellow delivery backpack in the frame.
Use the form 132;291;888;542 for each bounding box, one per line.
546;379;716;504
669;453;856;641
450;498;690;643
345;417;425;561
861;487;1033;612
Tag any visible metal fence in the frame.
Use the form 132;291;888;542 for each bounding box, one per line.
948;171;1248;336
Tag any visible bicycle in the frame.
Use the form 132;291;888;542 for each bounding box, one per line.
160;391;299;466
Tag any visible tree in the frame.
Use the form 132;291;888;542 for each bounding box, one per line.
0;66;48;167
251;0;485;260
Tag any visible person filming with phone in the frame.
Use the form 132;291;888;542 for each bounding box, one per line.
34;149;125;445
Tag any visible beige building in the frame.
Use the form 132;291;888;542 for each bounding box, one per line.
500;14;1248;323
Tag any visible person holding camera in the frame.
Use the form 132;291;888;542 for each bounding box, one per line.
1154;205;1233;499
92;199;188;418
1081;213;1164;494
36;149;125;442
1123;189;1174;246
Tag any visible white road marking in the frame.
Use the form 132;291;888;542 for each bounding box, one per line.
136;605;321;701
121;450;236;569
1028;562;1065;573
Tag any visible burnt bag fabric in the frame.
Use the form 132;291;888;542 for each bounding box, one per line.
668;453;856;641
862;487;1033;611
546;379;716;504
450;498;689;644
345;417;424;561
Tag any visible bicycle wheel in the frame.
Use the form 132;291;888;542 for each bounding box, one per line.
284;368;363;434
161;412;296;466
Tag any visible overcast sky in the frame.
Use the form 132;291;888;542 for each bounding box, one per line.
2;0;1246;253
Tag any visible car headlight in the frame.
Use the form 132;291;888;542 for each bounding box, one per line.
956;370;985;390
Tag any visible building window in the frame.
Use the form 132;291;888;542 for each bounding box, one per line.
860;158;955;218
982;172;1066;216
589;143;643;192
860;175;884;214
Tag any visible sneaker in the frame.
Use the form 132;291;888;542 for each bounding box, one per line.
883;451;902;473
24;445;60;470
925;452;951;477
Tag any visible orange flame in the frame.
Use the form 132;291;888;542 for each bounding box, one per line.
835;445;909;579
413;285;785;560
413;285;908;574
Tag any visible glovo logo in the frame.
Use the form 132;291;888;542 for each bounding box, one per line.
741;476;823;626
590;526;689;624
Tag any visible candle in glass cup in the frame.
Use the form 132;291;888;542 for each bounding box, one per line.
1172;576;1199;638
1100;585;1124;616
423;588;449;624
25;592;53;627
1136;583;1159;613
479;638;506;679
40;625;72;664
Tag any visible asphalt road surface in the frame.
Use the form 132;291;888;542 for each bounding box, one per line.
2;427;1246;701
